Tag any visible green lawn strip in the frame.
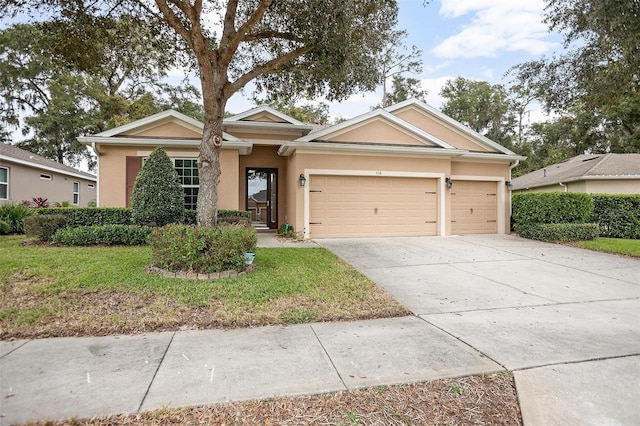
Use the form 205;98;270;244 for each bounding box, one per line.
0;236;408;338
576;238;640;257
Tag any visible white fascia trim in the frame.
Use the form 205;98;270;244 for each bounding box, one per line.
79;137;251;154
302;169;447;239
96;110;204;137
224;120;314;134
458;152;526;162
386;99;518;156
296;109;454;149
0;154;96;182
226;105;306;125
512;174;640;190
278;141;465;157
451;174;507;235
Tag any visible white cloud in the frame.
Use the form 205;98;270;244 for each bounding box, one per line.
433;0;556;59
419;76;455;109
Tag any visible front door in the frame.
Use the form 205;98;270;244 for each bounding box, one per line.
246;168;278;229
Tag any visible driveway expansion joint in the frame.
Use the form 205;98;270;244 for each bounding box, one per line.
510;353;640;373
0;340;31;359
416;316;508;371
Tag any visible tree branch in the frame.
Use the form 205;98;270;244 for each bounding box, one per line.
221;0;272;65
242;31;305;43
226;45;312;97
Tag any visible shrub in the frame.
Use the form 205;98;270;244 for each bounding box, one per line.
591;194;640;239
38;207;132;226
31;197;49;208
512;192;594;224
151;224;257;273
515;223;600;242
0;202;34;234
24;214;68;241
278;223;295;238
0;219;10;235
131;147;185;226
51;225;151;246
184;209;251;226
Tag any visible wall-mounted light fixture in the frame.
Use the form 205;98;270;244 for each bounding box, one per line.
505;181;513;191
445;177;453;189
298;173;307;187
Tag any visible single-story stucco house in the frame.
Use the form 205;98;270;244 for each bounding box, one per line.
78;99;524;238
0;143;97;206
512;153;640;195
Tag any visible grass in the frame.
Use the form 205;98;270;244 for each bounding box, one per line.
0;236;408;339
576;237;640;257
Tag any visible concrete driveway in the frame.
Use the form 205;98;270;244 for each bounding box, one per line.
318;234;640;425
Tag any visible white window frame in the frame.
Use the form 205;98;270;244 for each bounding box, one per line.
72;181;79;205
173;158;199;210
87;183;95;188
0;166;8;200
40;173;52;181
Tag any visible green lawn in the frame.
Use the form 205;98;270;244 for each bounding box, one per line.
576;237;640;257
0;236;408;339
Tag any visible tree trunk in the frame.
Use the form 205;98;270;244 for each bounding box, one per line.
196;69;227;227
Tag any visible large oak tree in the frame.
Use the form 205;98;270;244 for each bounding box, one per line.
3;0;399;226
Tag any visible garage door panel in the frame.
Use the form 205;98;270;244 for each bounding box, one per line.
451;181;498;234
310;175;438;238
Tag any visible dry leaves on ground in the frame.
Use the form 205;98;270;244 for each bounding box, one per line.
28;373;521;426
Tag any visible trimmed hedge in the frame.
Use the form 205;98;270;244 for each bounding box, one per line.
183;209;252;226
24;214;69;241
151;224;257;273
131;147;185;226
37;208;132;226
0;219;11;235
591;194;640;239
515;223;600;242
51;225;151;246
512;192;594;224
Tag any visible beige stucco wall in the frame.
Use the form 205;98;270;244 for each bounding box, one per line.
97;145;240;209
514;179;640;195
393;107;493;152
127;122;202;138
326;119;432;146
0;161;96;206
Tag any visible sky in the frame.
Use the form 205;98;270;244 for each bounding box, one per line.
225;0;562;122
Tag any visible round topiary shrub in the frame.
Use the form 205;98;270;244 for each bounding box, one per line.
131;147;185;226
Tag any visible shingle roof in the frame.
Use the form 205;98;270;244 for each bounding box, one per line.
0;143;96;181
512;153;640;190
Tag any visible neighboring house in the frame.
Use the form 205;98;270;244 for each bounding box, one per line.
512;154;640;194
78;99;523;238
0;143;97;206
247;189;268;223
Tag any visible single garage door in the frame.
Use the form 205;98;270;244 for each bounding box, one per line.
451;180;498;234
309;175;438;238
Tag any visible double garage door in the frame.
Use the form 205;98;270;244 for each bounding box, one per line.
309;175;498;238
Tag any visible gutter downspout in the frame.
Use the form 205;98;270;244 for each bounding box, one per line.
92;143;100;206
559;182;568;192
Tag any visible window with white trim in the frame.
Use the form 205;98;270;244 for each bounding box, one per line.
73;182;79;205
0;167;8;199
173;159;199;210
40;174;52;180
88;183;95;188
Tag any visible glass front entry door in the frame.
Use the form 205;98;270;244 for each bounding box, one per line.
246;168;278;229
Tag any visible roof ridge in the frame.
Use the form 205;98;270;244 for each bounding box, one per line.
583;153;610;175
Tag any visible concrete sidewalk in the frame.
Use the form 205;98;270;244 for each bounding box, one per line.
1;316;500;425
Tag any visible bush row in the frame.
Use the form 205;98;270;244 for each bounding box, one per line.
38;207;133;226
150;224;257;273
51;225;152;246
591;194;640;239
515;223;600;242
512;192;594;224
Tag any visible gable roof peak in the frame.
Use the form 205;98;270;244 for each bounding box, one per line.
96;109;204;137
225;105;306;125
